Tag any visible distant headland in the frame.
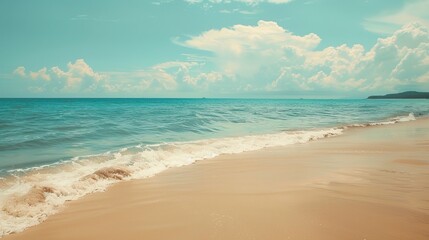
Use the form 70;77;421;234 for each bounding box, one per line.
368;91;429;99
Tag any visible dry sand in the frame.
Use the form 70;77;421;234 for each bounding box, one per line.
4;119;429;240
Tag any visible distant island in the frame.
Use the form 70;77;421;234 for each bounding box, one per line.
368;91;429;99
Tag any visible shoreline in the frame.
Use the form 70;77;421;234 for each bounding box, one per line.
3;118;429;239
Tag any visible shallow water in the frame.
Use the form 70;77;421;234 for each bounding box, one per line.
0;98;428;236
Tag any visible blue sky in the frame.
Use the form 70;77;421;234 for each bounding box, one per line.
1;0;428;98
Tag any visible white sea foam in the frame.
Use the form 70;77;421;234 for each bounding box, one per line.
0;113;418;237
344;113;416;128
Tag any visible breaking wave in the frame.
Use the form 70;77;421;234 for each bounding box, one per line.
0;113;418;237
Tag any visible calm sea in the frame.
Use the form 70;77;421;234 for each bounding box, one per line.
0;98;428;235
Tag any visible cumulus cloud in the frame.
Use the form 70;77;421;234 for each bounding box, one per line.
13;58;223;95
186;20;319;51
51;59;105;89
357;22;429;91
184;20;320;79
13;66;26;77
184;71;223;85
14;66;52;81
30;67;51;81
161;62;223;87
12;21;429;96
183;20;429;93
13;59;106;91
282;22;429;92
96;61;222;93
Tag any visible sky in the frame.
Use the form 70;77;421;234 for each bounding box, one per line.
0;0;429;98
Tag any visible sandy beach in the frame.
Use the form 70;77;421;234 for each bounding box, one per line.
4;118;429;240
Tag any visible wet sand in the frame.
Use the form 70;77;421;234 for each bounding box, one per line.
4;119;429;240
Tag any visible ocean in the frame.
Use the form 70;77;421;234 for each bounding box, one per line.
0;98;428;236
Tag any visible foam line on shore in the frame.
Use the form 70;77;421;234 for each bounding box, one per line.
0;113;417;237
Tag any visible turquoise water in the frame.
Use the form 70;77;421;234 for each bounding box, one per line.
0;98;428;236
1;98;428;174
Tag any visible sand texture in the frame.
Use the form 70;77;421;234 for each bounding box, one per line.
4;119;429;240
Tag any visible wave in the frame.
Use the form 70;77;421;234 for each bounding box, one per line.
0;113;418;237
343;113;416;128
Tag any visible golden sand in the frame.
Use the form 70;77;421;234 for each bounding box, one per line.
4;119;429;240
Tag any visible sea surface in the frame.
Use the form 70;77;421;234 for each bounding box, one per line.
0;98;428;236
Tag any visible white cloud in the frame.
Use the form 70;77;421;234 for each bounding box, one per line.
100;61;217;93
13;66;26;77
14;59;106;91
14;66;51;82
51;59;105;89
358;22;429;90
186;20;319;51
13;59;222;94
363;0;429;34
183;20;429;93
30;67;51;81
184;20;320;79
13;21;429;96
184;71;223;85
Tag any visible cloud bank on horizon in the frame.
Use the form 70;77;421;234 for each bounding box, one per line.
2;0;429;98
12;21;429;97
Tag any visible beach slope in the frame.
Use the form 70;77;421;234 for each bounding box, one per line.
4;119;429;240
